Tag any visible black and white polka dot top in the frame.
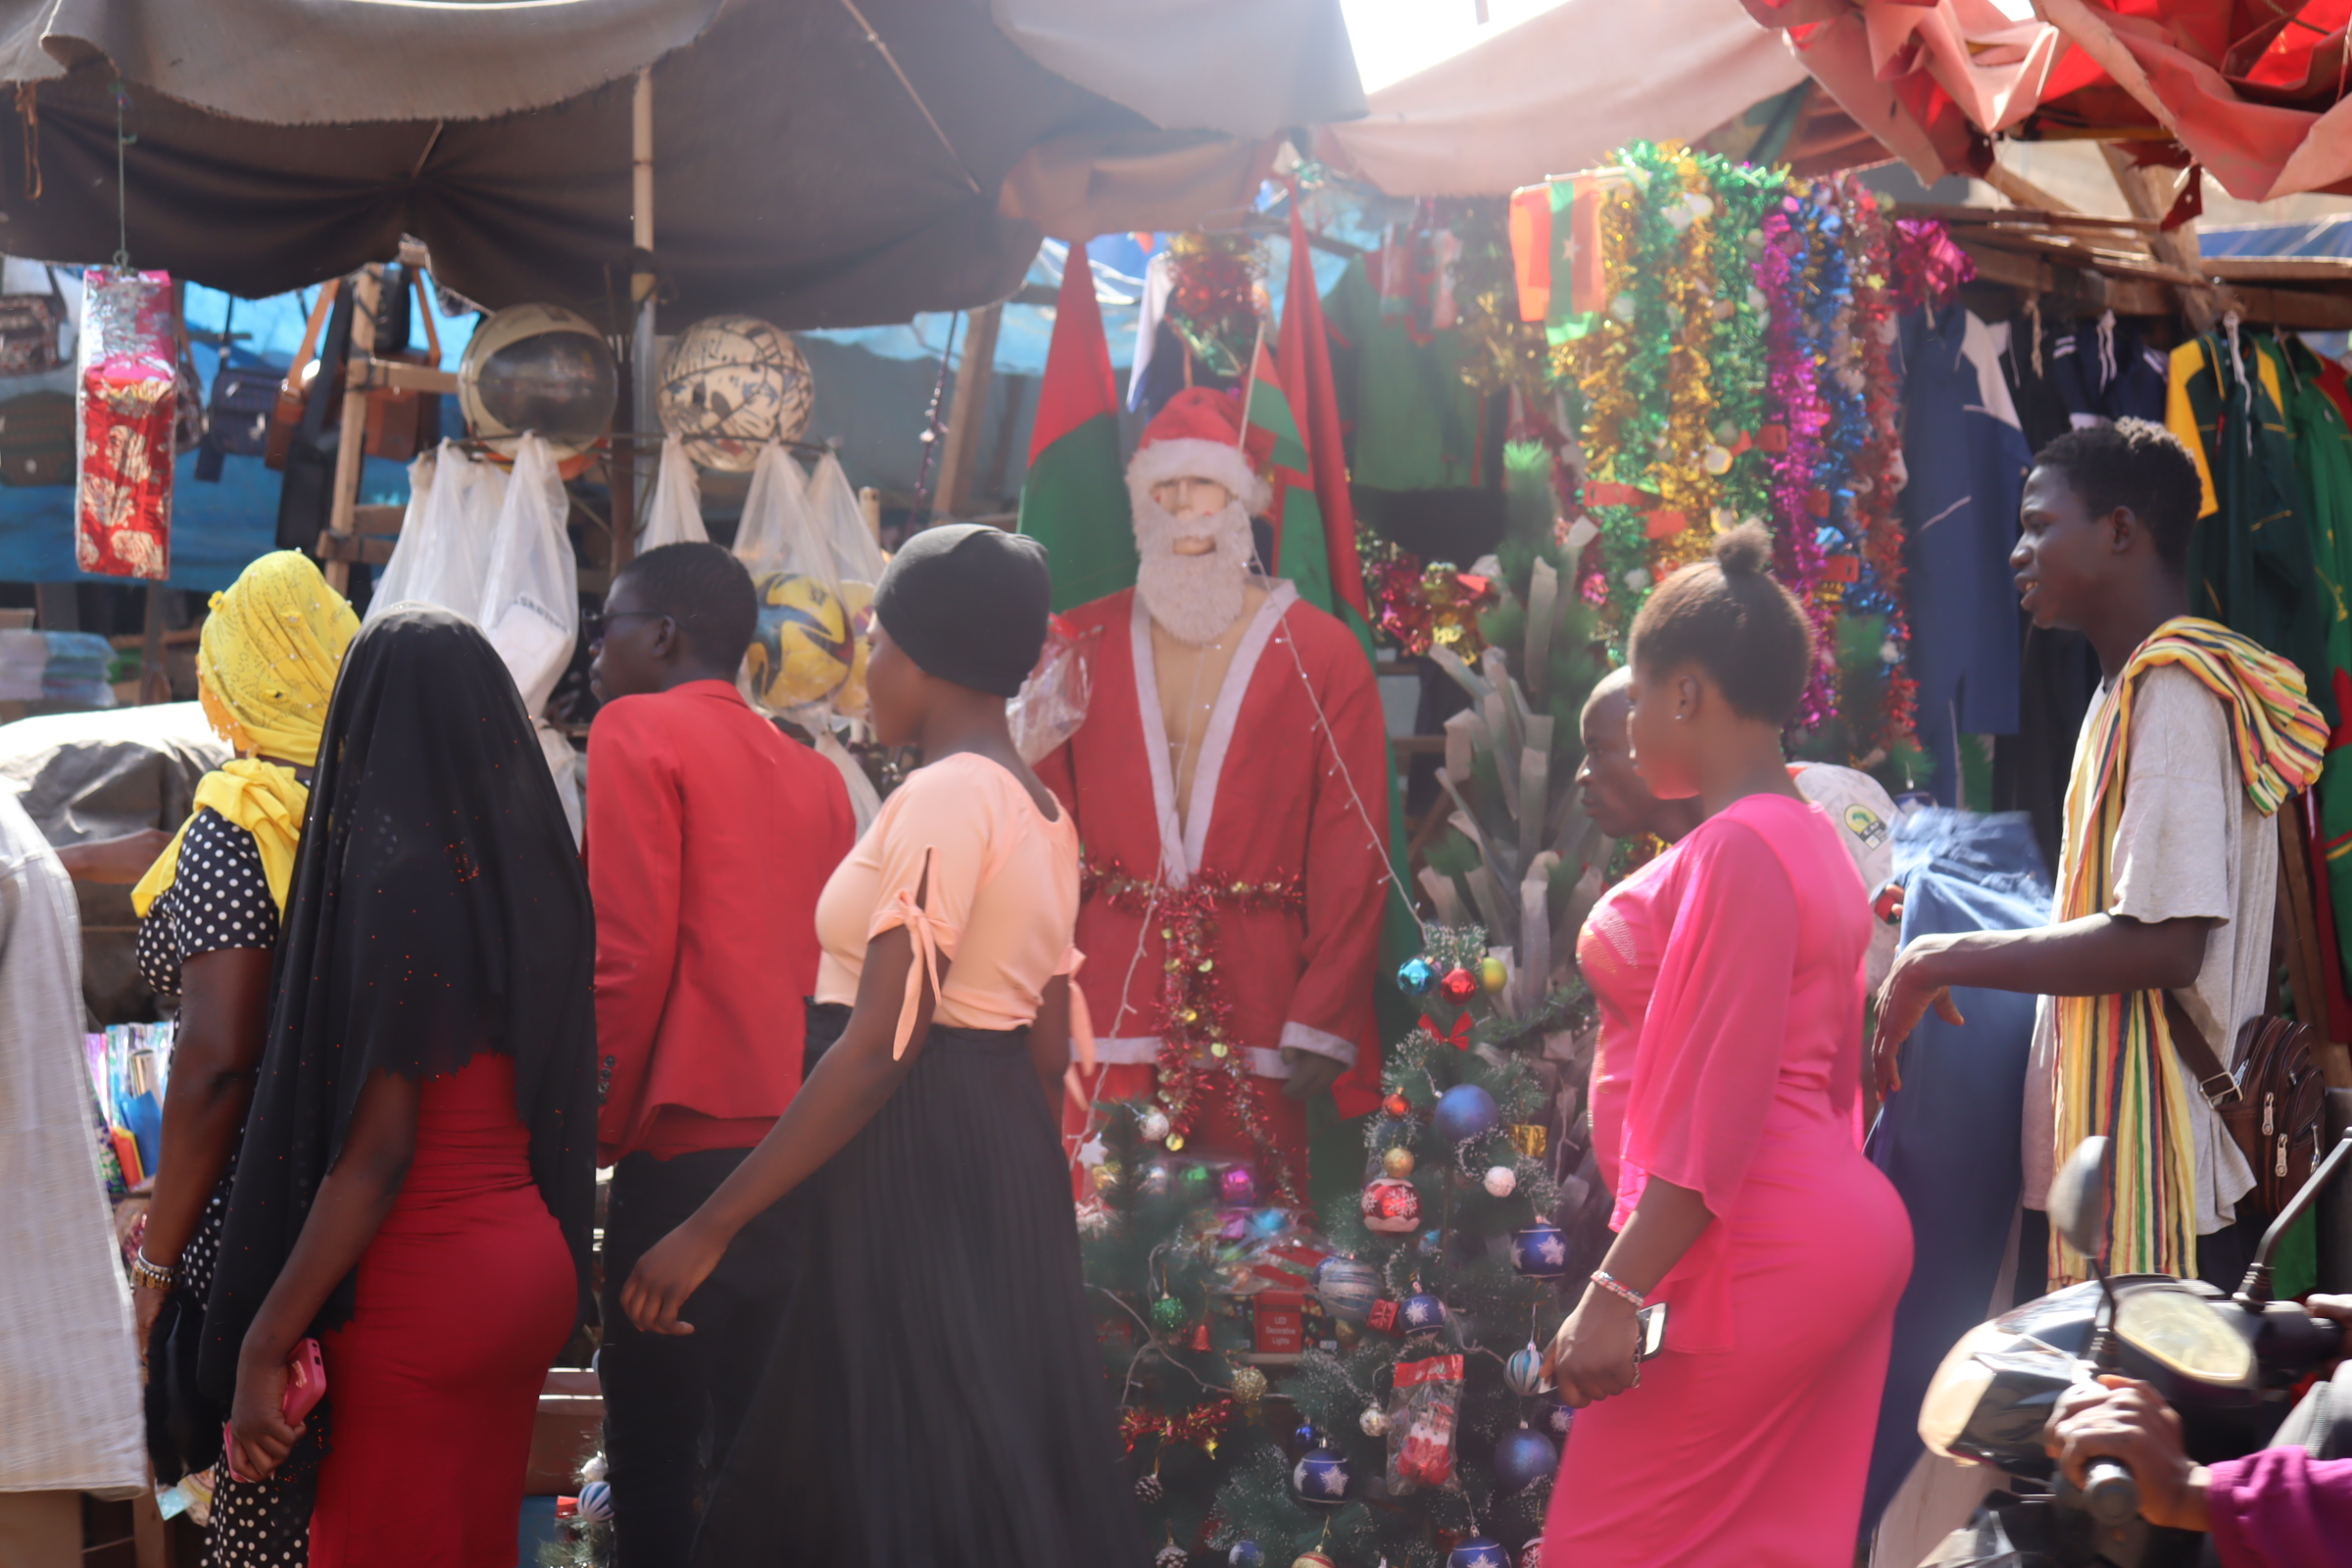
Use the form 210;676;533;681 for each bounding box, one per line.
134;807;279;997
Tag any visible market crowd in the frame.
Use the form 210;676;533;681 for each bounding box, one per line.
4;409;2350;1568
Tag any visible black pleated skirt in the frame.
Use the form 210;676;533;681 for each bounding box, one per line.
692;1017;1146;1568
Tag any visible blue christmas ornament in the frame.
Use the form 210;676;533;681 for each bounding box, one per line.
1229;1544;1264;1568
1511;1223;1569;1279
1448;1537;1507;1568
1418;1227;1443;1257
1544;1398;1576;1440
1396;956;1435;996
1314;1256;1380;1325
1250;1206;1289;1236
1433;1083;1500;1144
1398;1292;1447;1335
1494;1426;1559;1493
575;1480;612;1522
1504;1342;1551;1396
1290;1445;1351;1505
1292;1421;1323;1451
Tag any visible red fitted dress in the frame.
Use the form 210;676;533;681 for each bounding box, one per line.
310;1054;576;1567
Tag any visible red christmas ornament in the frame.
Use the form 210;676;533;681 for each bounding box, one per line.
1362;1176;1421;1235
1367;1298;1399;1334
1438;966;1479;1004
1383;1092;1411;1120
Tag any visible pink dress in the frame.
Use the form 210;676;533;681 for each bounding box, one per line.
1546;794;1912;1567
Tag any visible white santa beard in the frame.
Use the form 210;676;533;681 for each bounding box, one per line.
1133;496;1254;644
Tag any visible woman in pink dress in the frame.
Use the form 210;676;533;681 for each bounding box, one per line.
1543;526;1912;1566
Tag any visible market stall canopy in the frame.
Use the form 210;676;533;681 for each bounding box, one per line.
0;0;1357;327
1747;0;2352;203
1318;0;1808;197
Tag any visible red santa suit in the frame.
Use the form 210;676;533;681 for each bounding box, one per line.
1037;577;1391;1195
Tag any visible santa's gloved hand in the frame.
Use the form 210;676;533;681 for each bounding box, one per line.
1280;1047;1347;1102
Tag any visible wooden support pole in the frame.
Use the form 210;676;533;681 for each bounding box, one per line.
320;265;384;593
140;582;169;704
931;303;1001;523
2099;145;2230;333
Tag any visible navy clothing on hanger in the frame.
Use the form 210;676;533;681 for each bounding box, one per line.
1896;307;2033;808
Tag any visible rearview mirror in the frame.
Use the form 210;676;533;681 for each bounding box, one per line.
2048;1136;2113;1265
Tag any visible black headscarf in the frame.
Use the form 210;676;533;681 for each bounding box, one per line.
199;607;596;1401
874;522;1051;696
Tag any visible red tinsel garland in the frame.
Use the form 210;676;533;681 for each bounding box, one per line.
1084;856;1305;1202
1120;1396;1237;1456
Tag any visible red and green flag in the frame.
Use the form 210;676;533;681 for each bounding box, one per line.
1018;239;1136;612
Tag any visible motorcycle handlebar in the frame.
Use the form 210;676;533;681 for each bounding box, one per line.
2082;1459;2138;1527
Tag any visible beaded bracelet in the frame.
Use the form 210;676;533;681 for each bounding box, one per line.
129;1251;177;1293
1588;1269;1644;1309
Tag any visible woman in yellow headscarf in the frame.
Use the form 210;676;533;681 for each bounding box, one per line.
123;551;356;1565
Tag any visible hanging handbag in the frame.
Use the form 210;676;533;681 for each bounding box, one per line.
264;279;341;471
0;264;69;377
143;1286;223;1485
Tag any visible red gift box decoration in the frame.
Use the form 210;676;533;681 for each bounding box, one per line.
74;268;175;581
1366;1298;1399;1334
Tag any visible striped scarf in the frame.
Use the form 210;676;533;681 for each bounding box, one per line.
2051;617;2324;1284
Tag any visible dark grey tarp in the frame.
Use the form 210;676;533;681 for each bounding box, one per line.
0;703;224;1024
0;0;1357;329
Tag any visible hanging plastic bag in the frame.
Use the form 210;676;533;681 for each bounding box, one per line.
368;440;507;623
1387;1352;1464;1491
639;433;709;550
477;433;584;841
804;450;887;715
479;433;577;713
1008;615;1098;762
734;442;853;714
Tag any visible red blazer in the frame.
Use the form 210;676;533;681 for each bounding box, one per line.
586;680;856;1163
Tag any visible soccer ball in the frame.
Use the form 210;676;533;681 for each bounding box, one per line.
744;572;850;710
458;303;617;461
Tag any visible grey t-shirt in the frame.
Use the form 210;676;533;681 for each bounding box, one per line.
2022;664;2263;1234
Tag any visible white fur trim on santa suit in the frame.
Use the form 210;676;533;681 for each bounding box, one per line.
1126;435;1272;517
1127;580;1298;885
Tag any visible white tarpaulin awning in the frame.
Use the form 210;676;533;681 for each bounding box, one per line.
1322;0;1809;197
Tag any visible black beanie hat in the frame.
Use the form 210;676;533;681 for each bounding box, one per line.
873;523;1052;697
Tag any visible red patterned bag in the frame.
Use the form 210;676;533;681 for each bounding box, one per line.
74;268;175;580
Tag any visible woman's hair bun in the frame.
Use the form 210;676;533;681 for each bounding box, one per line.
1712;521;1774;578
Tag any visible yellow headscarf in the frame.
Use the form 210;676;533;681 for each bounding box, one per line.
131;552;359;918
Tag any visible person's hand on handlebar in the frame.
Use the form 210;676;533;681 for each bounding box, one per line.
2045;1375;2209;1533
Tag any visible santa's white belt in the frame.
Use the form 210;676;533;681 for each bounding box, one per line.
1075;1025;1357;1078
1082;1035;1293;1077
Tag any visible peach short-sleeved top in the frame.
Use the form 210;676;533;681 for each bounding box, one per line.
814;752;1085;1055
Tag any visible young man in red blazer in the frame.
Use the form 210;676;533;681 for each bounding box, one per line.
585;543;857;1568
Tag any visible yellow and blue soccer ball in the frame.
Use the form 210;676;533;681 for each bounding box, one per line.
744;571;851;710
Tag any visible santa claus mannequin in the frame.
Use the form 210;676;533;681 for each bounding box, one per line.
1037;388;1391;1198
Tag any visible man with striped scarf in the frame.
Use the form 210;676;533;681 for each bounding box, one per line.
1873;418;2325;1295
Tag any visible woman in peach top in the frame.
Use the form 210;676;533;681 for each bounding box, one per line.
621;524;1145;1568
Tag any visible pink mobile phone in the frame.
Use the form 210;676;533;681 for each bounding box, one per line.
221;1338;326;1483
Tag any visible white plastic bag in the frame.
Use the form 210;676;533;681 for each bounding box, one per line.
639;433;709;550
1008;615;1098;762
478;433;578;715
731;441;813;581
368;440;507;623
804;451;887;715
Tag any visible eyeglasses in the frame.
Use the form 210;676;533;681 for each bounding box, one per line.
585;609;665;643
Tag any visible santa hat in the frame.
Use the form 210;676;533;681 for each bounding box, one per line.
1126;387;1272;517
